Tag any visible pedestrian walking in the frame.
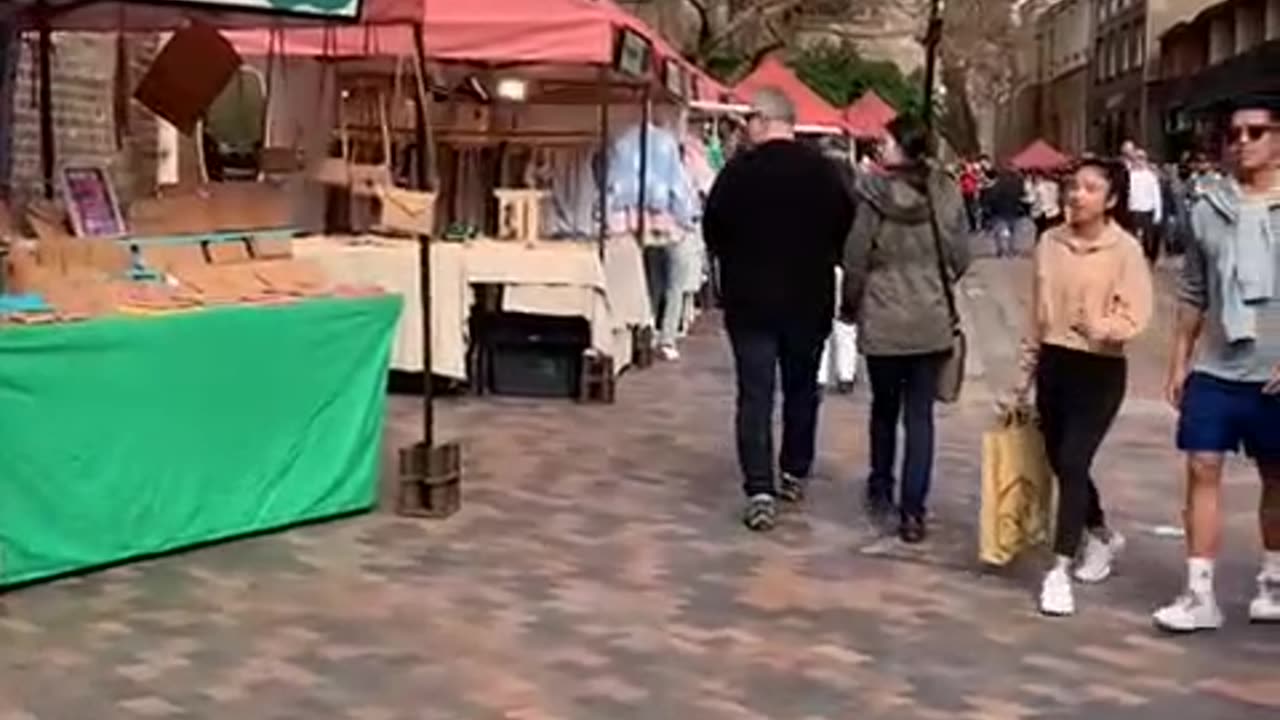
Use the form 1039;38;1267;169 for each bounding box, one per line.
1006;158;1154;616
1154;95;1280;632
1127;149;1164;263
1030;171;1064;239
702;87;855;532
986;168;1026;258
842;115;970;543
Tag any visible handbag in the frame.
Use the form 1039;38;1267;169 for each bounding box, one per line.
923;168;967;403
307;30;393;195
375;55;436;235
979;406;1056;565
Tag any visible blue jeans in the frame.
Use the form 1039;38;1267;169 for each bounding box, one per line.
991;217;1018;257
866;352;947;518
727;319;827;498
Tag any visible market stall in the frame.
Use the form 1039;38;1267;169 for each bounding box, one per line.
0;0;413;585
226;0;701;392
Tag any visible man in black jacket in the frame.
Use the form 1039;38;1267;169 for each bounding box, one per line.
703;88;856;531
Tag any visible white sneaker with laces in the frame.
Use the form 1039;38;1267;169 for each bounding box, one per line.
1074;531;1126;584
1039;569;1075;617
1248;573;1280;623
1153;591;1224;632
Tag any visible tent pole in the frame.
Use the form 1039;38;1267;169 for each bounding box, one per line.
636;85;649;246
38;9;54;199
396;21;462;520
596;66;609;259
412;22;434;447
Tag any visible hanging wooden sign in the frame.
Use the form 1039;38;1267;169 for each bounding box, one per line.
134;22;243;135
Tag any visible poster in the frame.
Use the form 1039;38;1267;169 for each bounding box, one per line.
60;166;126;238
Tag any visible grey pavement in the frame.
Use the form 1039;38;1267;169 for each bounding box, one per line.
0;258;1275;719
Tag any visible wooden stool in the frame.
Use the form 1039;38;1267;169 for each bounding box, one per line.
632;326;655;369
492;189;548;243
396;441;463;518
577;352;615;404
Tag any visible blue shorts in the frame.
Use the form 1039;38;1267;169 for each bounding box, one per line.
1176;372;1280;459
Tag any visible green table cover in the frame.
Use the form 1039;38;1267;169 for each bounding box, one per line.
0;295;401;586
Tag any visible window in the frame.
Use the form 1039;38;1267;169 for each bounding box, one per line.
1096;39;1106;80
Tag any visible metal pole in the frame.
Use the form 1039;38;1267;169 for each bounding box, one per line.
38;10;54;199
412;23;434;447
921;0;943;155
636;85;650;245
596;66;609;258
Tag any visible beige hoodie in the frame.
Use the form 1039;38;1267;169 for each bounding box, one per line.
1018;221;1154;385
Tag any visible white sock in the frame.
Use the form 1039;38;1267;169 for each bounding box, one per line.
1188;557;1215;597
1263;551;1280;579
1051;555;1072;575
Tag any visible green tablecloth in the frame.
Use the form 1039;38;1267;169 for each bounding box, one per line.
0;295;402;586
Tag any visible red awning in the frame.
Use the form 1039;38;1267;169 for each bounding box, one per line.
223;0;679;68
843;90;897;139
1009;139;1072;171
733;56;846;134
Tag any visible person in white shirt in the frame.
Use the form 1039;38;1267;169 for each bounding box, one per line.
1127;149;1164;263
1030;172;1063;238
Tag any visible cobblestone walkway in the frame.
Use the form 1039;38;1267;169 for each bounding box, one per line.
1;261;1276;719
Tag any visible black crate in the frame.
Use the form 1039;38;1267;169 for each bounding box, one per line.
479;313;590;398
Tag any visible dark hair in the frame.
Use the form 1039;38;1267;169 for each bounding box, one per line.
1071;157;1130;227
886;114;929;163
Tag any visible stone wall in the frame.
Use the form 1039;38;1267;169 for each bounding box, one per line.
4;32;159;211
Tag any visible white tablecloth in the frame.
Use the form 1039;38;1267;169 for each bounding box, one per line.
294;235;649;379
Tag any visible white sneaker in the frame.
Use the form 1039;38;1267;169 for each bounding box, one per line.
658;345;680;361
1248;573;1280;623
1039;569;1075;617
1074;531;1126;584
1153;591;1224;633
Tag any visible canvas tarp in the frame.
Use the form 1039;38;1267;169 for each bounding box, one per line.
0;295;401;587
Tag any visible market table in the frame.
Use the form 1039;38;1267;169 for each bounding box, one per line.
0;294;402;587
294;236;649;379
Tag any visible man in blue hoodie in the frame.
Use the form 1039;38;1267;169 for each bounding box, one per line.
1156;95;1280;632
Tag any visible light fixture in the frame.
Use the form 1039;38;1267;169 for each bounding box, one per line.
496;78;528;102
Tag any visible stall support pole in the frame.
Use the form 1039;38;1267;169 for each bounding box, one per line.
37;11;54;199
396;22;462;520
596;66;609;259
629;85;655;368
635;86;650;245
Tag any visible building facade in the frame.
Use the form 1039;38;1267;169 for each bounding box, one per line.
1038;0;1093;154
1088;0;1150;151
1149;0;1280;158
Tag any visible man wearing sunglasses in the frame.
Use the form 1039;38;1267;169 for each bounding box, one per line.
1156;95;1280;632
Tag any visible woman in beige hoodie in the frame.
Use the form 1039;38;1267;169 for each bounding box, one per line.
1011;158;1154;617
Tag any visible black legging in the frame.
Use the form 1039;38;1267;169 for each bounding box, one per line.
1035;344;1126;557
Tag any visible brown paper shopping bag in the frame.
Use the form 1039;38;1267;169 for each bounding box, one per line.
979;407;1056;566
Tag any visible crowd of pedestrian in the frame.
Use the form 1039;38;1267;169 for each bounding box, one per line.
702;87;1279;632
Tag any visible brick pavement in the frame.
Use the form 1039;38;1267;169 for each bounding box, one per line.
1;259;1276;719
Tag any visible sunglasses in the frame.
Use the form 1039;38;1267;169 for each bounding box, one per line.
1227;124;1276;144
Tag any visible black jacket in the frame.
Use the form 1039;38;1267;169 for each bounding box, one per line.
703;139;855;333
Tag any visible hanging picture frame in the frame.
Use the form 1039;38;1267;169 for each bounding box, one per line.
60;164;127;239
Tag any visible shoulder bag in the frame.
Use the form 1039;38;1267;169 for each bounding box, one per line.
923;171;966;404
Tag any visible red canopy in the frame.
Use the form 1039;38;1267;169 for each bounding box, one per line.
225;0;679;68
844;90;897;139
1009;140;1072;171
733;56;846;134
8;0;420;31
